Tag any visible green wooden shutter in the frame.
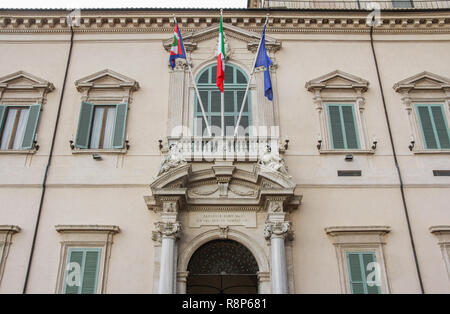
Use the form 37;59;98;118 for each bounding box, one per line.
64;249;84;294
342;105;359;149
328;105;345;149
347;253;365;294
346;252;381;294
417;106;438;149
112;103;128;149
20;104;41;150
431;106;450;149
362;253;380;294
0;105;6;136
80;249;101;294
75;101;94;148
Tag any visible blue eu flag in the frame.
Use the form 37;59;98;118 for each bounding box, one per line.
254;25;273;101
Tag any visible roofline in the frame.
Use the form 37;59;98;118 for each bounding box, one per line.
0;7;450;13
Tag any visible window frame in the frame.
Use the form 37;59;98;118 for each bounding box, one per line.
0;104;41;152
88;105;117;149
73;101;128;152
325;226;391;294
346;251;381;294
415;103;450;150
194;64;252;137
0;106;29;150
62;247;102;294
326;103;361;150
55;225;119;294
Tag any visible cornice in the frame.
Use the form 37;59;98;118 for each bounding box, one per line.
0;11;450;34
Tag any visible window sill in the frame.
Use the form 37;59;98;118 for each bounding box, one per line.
318;149;375;155
71;148;127;155
0;149;37;154
412;149;450;154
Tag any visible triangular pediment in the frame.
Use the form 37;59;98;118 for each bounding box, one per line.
163;23;281;53
394;71;450;91
75;69;139;91
0;71;54;91
305;70;369;91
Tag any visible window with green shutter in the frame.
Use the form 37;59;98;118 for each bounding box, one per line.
195;64;251;136
75;102;128;149
0;104;41;150
63;248;101;294
416;104;450;150
327;104;360;150
346;252;381;294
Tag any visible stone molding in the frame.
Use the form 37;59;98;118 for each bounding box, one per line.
55;224;120;234
325;225;391;244
430;225;450;244
0;11;449;34
0;225;20;285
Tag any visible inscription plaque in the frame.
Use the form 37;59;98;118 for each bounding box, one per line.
189;211;256;228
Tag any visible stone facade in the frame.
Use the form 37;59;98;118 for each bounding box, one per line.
0;4;449;293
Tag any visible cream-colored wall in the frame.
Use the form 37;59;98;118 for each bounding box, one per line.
0;10;449;294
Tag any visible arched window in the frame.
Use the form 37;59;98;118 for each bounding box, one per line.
195;64;251;136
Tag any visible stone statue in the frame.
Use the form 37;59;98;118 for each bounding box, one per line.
258;145;291;177
157;142;186;176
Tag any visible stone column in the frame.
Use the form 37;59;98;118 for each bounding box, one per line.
264;198;291;294
154;200;181;294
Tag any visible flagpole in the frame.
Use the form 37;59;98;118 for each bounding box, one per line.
234;15;269;137
220;9;225;137
174;17;212;137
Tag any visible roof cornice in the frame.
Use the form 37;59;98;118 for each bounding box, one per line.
0;10;449;34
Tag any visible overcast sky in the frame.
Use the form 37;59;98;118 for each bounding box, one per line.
0;0;248;9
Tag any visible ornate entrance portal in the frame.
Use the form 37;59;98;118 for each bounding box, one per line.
145;161;302;294
187;240;258;294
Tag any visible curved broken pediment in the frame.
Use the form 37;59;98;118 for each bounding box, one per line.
145;162;300;212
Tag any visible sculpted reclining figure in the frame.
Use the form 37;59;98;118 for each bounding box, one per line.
157;142;186;176
258;145;291;177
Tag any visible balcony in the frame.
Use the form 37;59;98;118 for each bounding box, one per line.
259;0;450;9
167;136;280;161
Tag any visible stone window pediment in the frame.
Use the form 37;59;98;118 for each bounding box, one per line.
394;71;450;153
306;70;373;153
0;71;54;153
305;70;369;92
72;69;139;153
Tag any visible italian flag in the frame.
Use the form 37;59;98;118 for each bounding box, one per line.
216;13;225;92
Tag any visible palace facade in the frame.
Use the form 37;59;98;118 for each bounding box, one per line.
0;1;450;294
